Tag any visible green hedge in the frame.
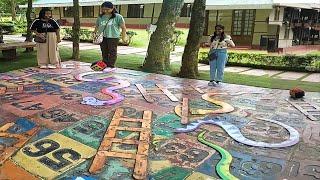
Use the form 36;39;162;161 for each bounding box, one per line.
61;28;137;46
198;51;320;72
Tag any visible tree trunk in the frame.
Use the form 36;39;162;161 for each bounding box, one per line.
0;26;4;43
25;0;33;52
179;0;206;78
142;0;184;73
11;0;16;21
72;0;80;60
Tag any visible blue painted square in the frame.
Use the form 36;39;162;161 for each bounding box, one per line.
31;73;60;81
69;81;113;93
29;128;55;142
7;118;36;134
196;153;220;178
229;151;285;180
30;81;62;95
57;158;133;180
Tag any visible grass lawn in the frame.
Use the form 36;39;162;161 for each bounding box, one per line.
129;28;189;48
0;47;319;92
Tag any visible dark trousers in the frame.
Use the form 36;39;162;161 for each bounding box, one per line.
100;37;119;68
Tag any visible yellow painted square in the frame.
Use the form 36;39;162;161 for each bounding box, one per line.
12;133;96;179
185;172;217;180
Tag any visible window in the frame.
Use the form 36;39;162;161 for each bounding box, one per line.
232;10;255;36
127;4;144;18
243;10;255;35
274;7;280;21
82;6;94;18
284;26;290;39
64;7;73;17
233;10;243;35
181;3;192;17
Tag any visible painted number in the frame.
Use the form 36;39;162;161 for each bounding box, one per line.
11;101;44;110
22;139;81;171
73;121;104;135
23;139;60;157
160;142;209;164
41;109;78;122
52;77;79;85
39;149;81;171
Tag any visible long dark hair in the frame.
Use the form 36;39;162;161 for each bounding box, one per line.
99;1;118;18
38;8;51;19
211;24;226;42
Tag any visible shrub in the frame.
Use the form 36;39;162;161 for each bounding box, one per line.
13;14;27;34
171;30;184;51
61;27;137;46
198;50;320;72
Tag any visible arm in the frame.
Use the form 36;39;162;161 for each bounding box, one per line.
226;35;235;48
93;18;100;37
30;19;44;38
208;36;216;49
120;23;127;43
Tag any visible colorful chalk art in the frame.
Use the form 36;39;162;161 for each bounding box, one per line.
0;61;319;180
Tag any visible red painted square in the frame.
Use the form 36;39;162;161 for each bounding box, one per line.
28;105;89;131
1;94;62;117
0;107;19;123
0;160;38;180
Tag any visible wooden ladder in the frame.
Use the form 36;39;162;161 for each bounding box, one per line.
89;108;152;179
287;99;320;121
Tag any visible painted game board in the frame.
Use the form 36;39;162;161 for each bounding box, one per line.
0;61;320;180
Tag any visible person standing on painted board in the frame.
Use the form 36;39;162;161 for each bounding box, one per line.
208;24;235;86
93;1;127;68
30;8;61;69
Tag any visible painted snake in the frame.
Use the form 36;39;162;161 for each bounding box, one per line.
176;117;299;148
175;92;235;117
198;131;239;180
74;69;130;106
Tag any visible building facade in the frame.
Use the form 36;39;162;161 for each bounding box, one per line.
21;0;320;51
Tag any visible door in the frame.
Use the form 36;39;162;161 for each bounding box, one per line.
232;9;255;46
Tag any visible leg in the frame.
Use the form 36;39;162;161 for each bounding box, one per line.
47;32;60;66
209;58;217;81
100;37;109;64
216;51;227;82
106;38;119;68
36;42;49;67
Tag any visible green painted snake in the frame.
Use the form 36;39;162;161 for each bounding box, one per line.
198;131;239;180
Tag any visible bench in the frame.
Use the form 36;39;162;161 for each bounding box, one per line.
0;42;36;60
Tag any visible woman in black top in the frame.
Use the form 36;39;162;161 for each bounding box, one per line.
30;8;61;69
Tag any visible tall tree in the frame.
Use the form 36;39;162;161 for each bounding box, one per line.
142;0;184;73
179;0;206;78
25;0;33;52
0;26;3;43
11;0;16;21
72;0;80;60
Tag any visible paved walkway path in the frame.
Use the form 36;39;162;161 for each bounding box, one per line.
3;35;319;83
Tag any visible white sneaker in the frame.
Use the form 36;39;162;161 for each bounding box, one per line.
215;81;222;86
39;65;47;69
47;64;57;69
208;81;215;86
